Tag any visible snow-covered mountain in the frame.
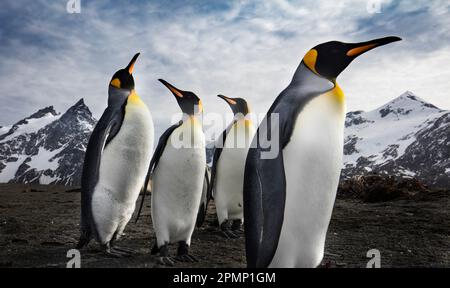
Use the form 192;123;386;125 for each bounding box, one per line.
343;91;450;188
0;91;448;188
0;99;96;186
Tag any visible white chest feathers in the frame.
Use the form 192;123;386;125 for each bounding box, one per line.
92;95;154;244
269;88;346;268
214;119;255;224
151;117;206;246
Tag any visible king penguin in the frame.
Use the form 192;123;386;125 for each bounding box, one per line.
145;79;206;266
76;53;154;257
244;36;401;268
210;95;255;238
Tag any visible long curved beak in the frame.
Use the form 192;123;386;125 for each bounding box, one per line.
217;94;237;105
346;36;401;57
126;52;140;74
158;79;184;98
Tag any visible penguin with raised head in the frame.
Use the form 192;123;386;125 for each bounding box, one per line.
145;79;206;266
209;95;255;238
77;53;154;257
244;36;401;267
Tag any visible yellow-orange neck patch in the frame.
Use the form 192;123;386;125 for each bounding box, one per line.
329;83;345;105
197;100;203;113
127;90;145;107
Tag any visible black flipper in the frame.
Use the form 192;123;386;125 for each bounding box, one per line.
196;166;210;227
135;121;183;223
78;105;125;248
243;106;287;267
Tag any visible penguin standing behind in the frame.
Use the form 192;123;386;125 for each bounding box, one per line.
195;165;210;228
77;53;154;257
145;79;206;266
244;37;401;267
209;95;255;238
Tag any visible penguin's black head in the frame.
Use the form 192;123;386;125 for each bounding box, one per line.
303;36;401;81
217;95;250;116
109;53;140;91
158;79;203;116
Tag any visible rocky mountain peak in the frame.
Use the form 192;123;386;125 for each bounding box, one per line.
0;99;97;185
27;106;59;120
343;91;449;188
376;91;440;118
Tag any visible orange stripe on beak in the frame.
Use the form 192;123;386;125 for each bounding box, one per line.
218;95;237;105
168;86;183;98
346;44;377;57
159;79;184;98
127;53;140;74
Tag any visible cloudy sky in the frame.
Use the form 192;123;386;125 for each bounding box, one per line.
1;0;449;139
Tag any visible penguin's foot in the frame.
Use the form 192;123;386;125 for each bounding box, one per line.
221;230;239;239
220;220;239;239
112;246;136;255
157;256;175;266
174;241;198;263
156;243;174;266
103;244;132;258
174;254;198;263
231;219;243;233
106;248;132;258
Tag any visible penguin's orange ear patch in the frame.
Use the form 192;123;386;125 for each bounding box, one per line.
110;78;121;88
303;49;319;75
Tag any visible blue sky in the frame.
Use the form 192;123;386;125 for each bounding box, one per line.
1;0;449;139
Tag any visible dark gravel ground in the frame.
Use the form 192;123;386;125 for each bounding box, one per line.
0;183;448;268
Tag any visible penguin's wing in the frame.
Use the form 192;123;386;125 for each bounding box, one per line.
80;106;125;236
208;121;236;199
244;111;287;268
135;120;183;223
196;165;210;228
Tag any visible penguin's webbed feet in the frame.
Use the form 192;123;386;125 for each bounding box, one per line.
156;243;175;266
220;220;239;239
103;243;133;258
174;254;198;263
157;256;175;266
174;241;199;263
231;219;243;233
113;246;137;255
222;230;239;239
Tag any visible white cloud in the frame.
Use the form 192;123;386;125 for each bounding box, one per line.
0;0;449;140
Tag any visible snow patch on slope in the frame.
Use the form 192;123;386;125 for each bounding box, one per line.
0;156;27;182
0;113;60;143
26;145;65;171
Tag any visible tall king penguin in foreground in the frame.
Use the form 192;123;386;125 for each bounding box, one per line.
210;95;255;238
146;79;206;266
244;36;401;267
77;53;154;257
